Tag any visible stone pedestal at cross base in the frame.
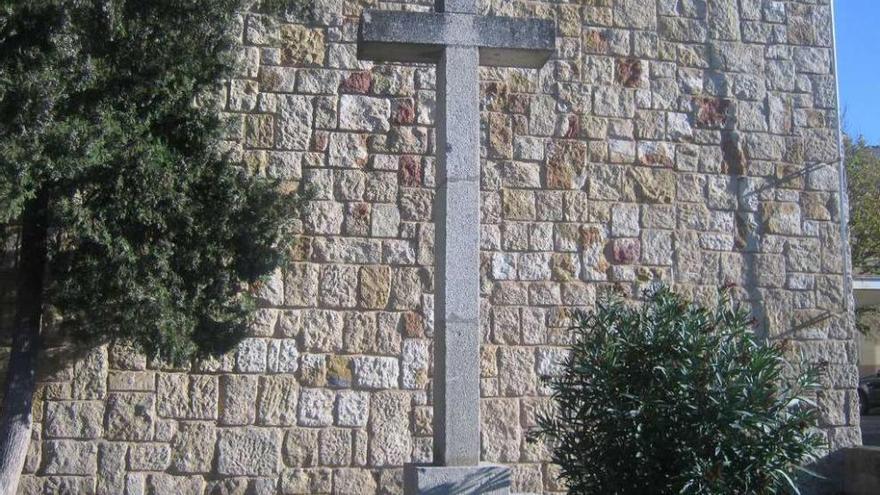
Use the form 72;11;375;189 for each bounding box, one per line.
404;464;511;495
358;1;555;493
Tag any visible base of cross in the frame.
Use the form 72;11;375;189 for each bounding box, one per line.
403;463;511;494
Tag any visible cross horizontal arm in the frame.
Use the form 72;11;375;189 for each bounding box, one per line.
358;10;555;68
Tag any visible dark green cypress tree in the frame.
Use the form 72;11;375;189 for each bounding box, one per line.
0;2;304;491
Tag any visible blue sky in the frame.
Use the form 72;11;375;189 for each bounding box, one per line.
836;1;880;144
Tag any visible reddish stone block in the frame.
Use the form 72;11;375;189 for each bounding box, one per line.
399;155;422;187
508;94;530;114
611;239;640;264
312;131;329;152
402;312;424;338
392;99;415;125
564;115;580;139
694;97;731;128
546;141;587;189
481;82;509;112
584;30;609;53
341;71;372;94
615;58;642;88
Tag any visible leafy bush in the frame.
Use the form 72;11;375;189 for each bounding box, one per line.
534;286;823;494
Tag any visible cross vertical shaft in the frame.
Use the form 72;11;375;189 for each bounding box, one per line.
357;6;553;491
434;44;481;466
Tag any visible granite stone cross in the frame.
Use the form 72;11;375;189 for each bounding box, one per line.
358;2;554;492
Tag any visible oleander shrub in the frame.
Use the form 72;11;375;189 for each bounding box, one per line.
534;286;823;494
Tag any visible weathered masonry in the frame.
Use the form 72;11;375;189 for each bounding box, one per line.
1;0;859;494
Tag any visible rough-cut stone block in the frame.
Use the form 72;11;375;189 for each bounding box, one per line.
277;95;313;151
217;428;280;476
297;69;341;95
257;375;299;426
497;347;536;396
528;95;556;137
157;374;217;420
298;388;335;427
252;268;284;306
369;391;412;466
298;353;328;387
235;338;268;373
245;114;274;148
546;141;587;189
319;428;352;466
390;268;423;310
203;478;248;495
371;204;402;238
642;229;673;266
260;66;296;92
45;401;103;439
284;263;320;307
359;265;392;309
319;265;358;308
762;202;802;235
170;422;215;473
219;375;258;426
611;238;641;264
353;430;370;467
340;95;390;132
401;339;430;389
105;392;154;441
37;476;96;494
611;203;640;237
128;443;170;471
280;25;325;66
327;355;352;388
280;468;332;494
267;339;299;374
328;133;369;168
283;428;319;467
96;442;126;494
300;309;344;352
335;390;370;427
71;346;108;400
17;475;43;494
614;0;656;29
335;468;379;494
145;474;204;494
377;313;405;355
481;399;520;462
107;371;155;392
352;356;400;389
341;71;372;94
43;440;98;475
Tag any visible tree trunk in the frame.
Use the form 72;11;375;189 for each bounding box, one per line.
0;191;48;495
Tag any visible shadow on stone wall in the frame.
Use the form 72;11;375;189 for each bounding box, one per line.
800;447;880;495
0;224;18;343
0;225;94;406
0;224;19;403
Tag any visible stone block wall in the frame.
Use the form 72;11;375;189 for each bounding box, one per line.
1;0;860;493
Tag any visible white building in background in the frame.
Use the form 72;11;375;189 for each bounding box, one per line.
854;276;880;376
